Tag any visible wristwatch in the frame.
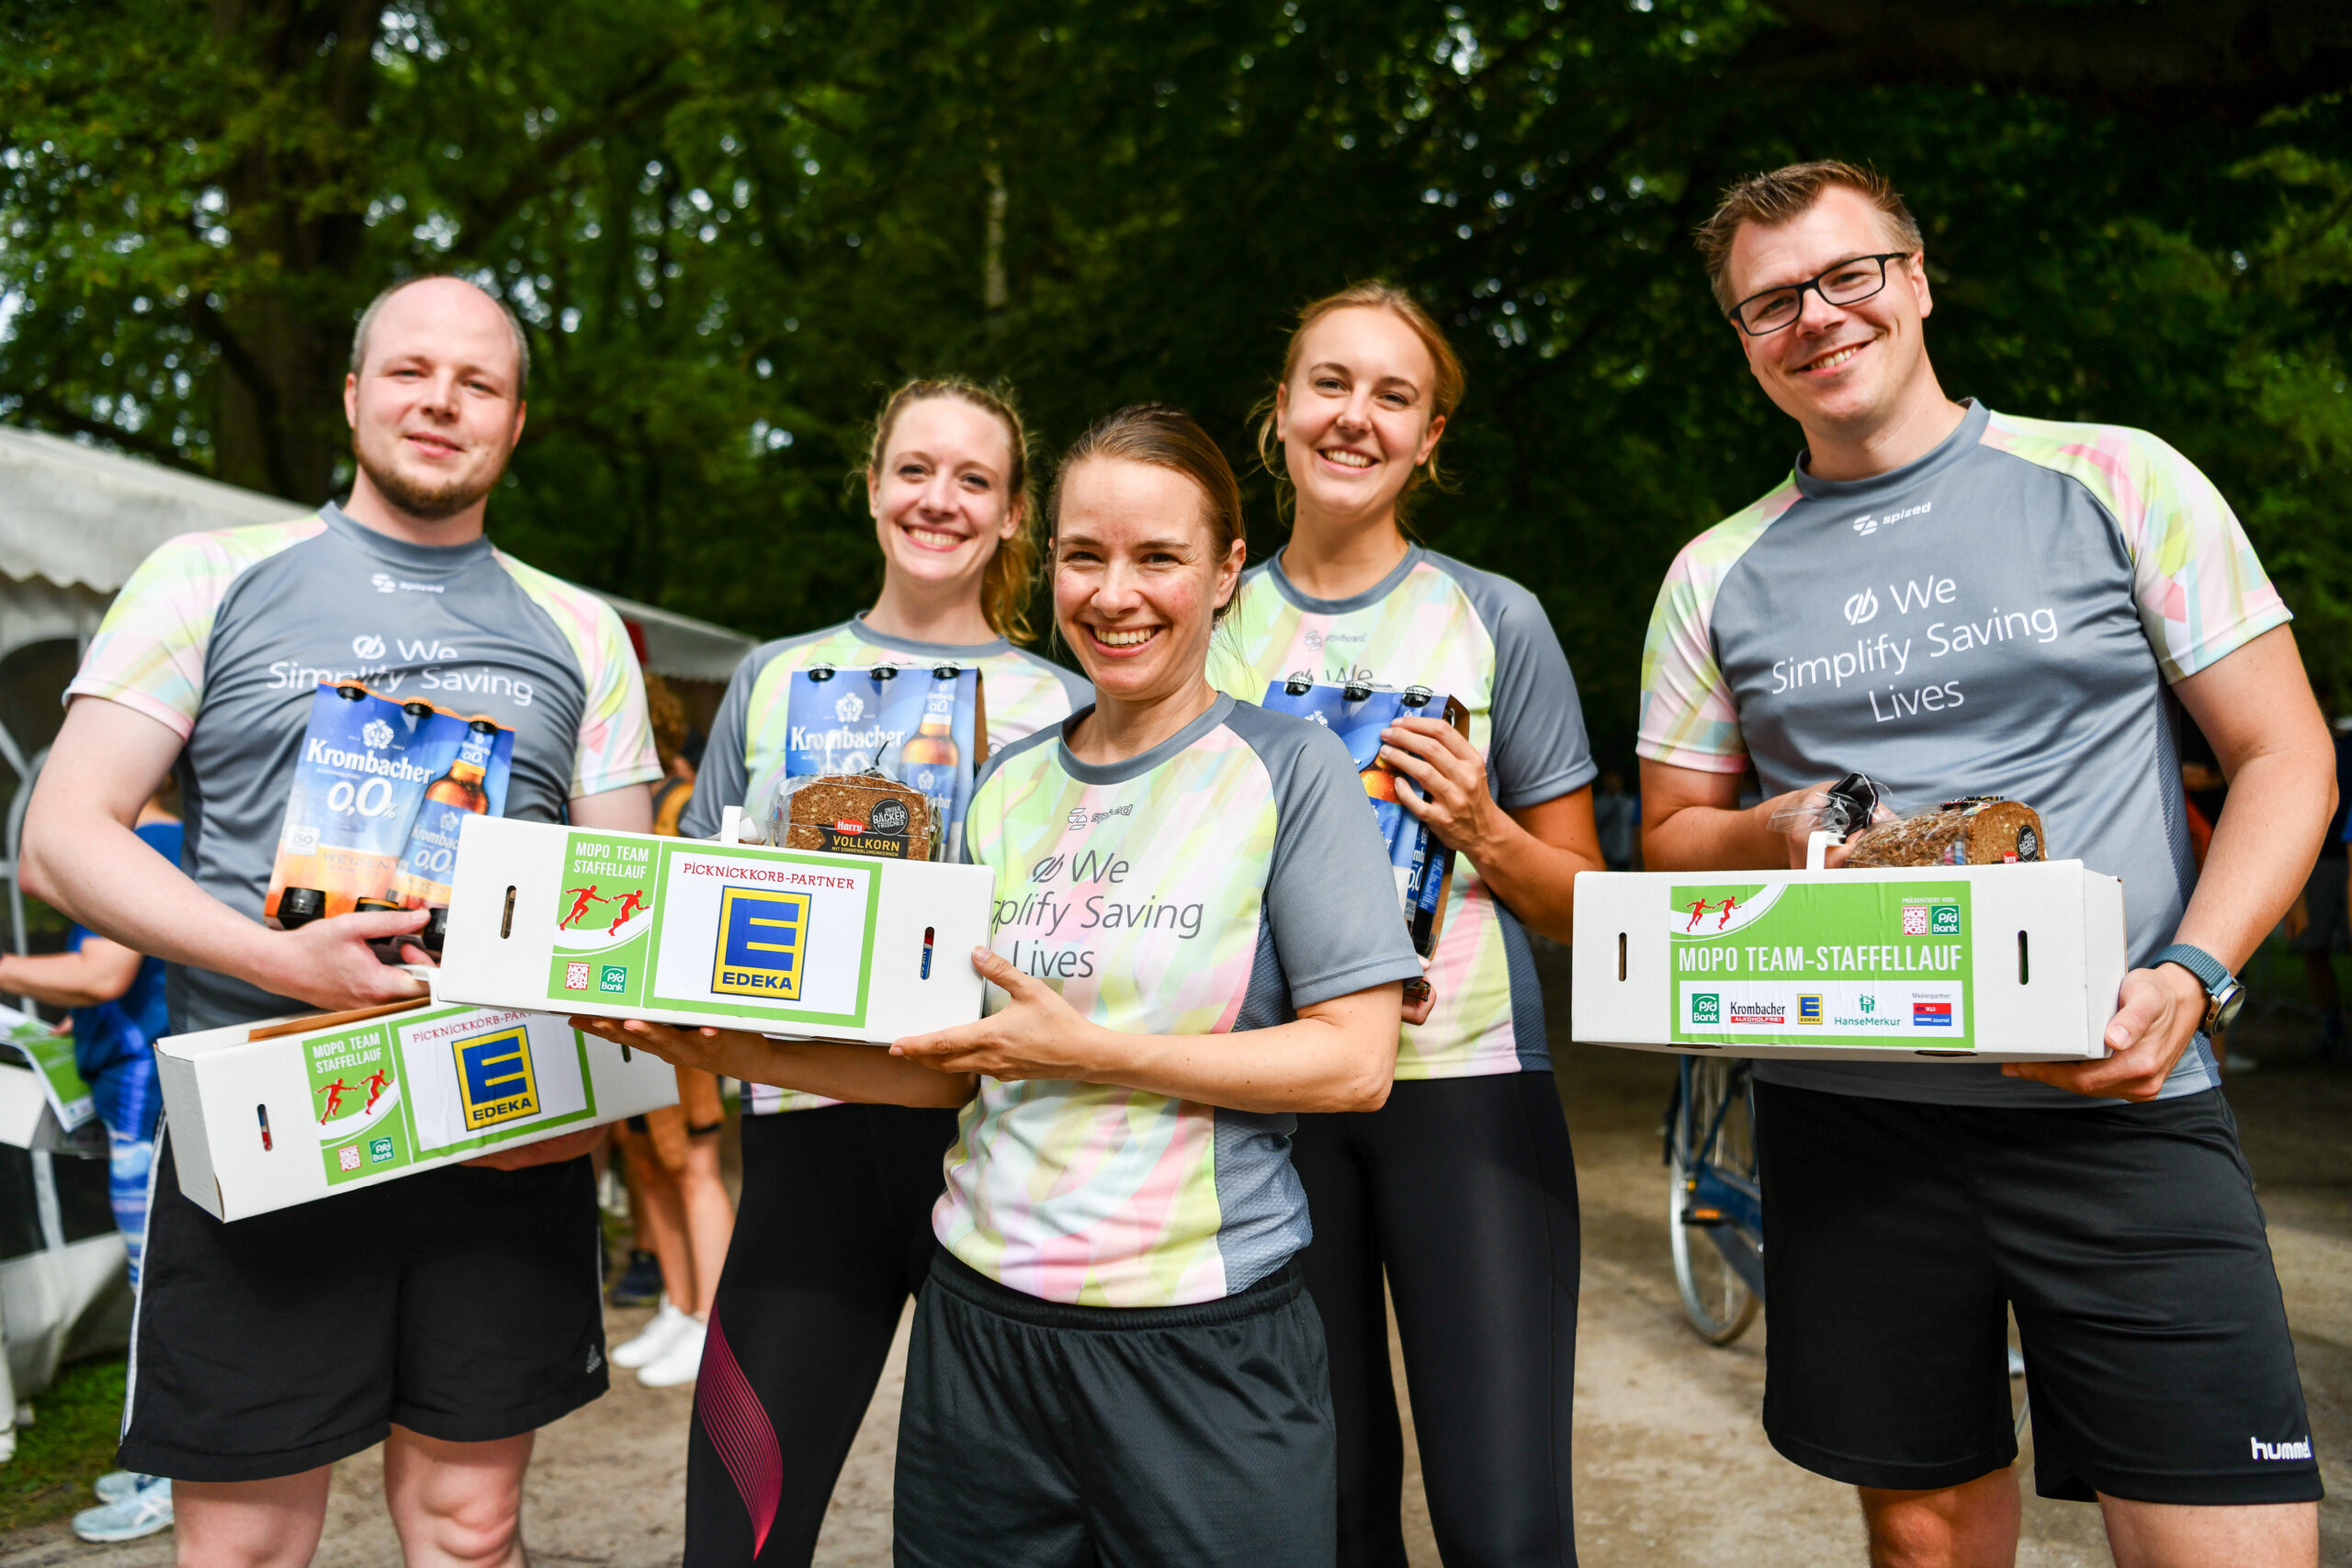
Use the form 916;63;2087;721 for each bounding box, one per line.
2151;943;2246;1034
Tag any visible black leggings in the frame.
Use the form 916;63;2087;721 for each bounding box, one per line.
684;1103;958;1567
1295;1069;1581;1568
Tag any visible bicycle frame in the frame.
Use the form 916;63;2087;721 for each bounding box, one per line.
1667;1056;1765;1302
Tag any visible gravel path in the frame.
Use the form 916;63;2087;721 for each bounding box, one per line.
7;955;2343;1565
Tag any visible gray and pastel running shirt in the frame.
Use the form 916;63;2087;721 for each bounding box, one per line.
1208;547;1597;1077
1638;400;2290;1106
67;502;661;1033
681;614;1090;1115
936;695;1425;1306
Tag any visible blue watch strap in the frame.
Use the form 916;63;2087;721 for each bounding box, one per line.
2151;942;2232;997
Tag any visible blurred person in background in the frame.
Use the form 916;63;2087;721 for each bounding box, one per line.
2293;716;2352;1062
0;790;181;1535
607;671;736;1388
1592;769;1641;872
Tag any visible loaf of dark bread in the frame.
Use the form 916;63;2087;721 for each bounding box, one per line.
1844;796;2046;867
781;774;933;861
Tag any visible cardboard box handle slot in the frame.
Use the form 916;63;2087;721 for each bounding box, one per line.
1617;931;1626;982
2018;930;2030;985
501;885;515;940
922;926;935;980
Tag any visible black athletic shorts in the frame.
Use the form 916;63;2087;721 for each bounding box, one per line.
894;1247;1337;1568
1754;1081;2323;1506
119;1128;609;1483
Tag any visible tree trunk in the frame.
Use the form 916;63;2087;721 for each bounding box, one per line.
205;0;381;502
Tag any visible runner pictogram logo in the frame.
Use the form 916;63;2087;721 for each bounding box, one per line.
560;885;610;930
608;890;648;931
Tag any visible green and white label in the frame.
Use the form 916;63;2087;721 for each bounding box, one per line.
3;1010;95;1131
308;1022;411;1183
546;831;880;1029
306;1006;599;1184
1668;881;1974;1049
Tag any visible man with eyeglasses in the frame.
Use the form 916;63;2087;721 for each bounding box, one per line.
1637;161;2326;1566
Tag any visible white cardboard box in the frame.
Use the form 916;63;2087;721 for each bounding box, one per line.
1571;862;2126;1062
432;815;995;1042
0;1064;57;1149
156;999;679;1221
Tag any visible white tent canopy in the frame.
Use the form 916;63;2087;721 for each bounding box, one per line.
0;425;756;678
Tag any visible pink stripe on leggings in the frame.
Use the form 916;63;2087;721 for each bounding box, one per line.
695;1312;783;1556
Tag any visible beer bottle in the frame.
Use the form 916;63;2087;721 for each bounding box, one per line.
277;887;327;931
387;718;498;908
899;668;963;852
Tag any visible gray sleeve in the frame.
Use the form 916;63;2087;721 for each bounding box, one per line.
1443;558;1599;808
677;649;763;840
1028;649;1093;711
1231;705;1425;1007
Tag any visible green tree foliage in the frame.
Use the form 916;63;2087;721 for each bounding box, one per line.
6;0;2351;752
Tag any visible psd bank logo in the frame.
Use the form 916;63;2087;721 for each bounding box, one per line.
455;1025;541;1130
712;886;812;1000
1690;993;1721;1024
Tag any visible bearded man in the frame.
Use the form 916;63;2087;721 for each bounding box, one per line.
24;275;660;1563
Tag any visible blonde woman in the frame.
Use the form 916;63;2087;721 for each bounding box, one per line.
1210;285;1602;1566
672;378;1087;1564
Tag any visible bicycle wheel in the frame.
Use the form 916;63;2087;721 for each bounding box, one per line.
1668;1057;1761;1345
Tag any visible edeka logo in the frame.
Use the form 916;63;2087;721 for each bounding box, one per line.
711;886;812;1000
455;1026;541;1129
1691;993;1721;1024
1798;994;1823;1025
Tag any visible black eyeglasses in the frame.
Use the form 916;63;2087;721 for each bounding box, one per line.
1726;253;1911;336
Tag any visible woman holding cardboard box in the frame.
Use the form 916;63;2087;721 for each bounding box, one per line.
660;378;1088;1564
582;403;1423;1566
1206;284;1603;1567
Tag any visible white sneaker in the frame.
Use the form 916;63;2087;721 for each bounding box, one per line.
637;1315;707;1389
611;1297;693;1370
94;1470;157;1504
74;1475;174;1542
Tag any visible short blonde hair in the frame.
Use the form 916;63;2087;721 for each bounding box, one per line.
1694;161;1925;312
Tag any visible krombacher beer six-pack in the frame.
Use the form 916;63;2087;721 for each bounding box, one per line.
265;682;515;926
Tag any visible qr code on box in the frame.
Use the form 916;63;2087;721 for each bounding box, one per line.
565;962;592;991
1902;906;1929;936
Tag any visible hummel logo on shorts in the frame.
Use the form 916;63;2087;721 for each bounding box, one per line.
2250;1436;2312;1461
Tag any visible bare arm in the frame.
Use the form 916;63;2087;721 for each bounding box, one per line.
0;941;147;1010
567;783;655;835
571;1017;978;1109
23;698;430;1011
1639;757;1841;871
2009;625;2335;1099
1376;717;1604;943
892;948;1399;1114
